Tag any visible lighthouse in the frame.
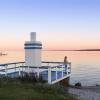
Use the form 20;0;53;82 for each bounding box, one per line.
24;32;42;67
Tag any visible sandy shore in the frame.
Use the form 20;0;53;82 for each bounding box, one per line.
68;86;100;100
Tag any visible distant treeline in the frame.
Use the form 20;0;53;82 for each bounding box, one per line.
45;49;100;51
74;49;100;51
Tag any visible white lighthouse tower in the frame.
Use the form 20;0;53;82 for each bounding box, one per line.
24;32;42;67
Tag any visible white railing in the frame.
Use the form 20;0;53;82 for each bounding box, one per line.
0;62;25;76
0;61;71;84
47;64;71;84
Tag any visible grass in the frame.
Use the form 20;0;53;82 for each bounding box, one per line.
0;76;78;100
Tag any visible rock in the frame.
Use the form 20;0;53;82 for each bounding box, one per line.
75;82;82;88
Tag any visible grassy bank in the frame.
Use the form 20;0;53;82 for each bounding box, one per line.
0;77;77;100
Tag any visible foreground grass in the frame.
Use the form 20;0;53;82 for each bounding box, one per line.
0;77;77;100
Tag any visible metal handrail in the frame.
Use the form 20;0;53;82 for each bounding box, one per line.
0;61;71;66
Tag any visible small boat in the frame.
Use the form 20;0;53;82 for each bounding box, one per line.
0;52;7;56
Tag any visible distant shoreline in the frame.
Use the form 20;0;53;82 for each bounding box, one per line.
44;49;100;51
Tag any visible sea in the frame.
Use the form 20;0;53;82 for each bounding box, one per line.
0;51;100;86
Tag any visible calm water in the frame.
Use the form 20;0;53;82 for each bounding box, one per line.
0;51;100;86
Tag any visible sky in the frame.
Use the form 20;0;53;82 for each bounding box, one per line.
0;0;100;51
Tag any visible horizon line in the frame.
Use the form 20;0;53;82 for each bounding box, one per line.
44;49;100;51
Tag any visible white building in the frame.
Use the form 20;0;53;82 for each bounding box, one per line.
24;32;42;67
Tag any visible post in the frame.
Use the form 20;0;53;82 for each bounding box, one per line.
48;67;51;84
19;66;21;76
37;67;39;78
61;65;63;77
56;67;57;80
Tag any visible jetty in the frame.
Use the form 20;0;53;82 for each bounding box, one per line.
0;32;71;85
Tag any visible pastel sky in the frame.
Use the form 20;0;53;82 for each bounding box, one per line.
0;0;100;50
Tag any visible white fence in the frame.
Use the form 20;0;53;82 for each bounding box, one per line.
0;61;71;84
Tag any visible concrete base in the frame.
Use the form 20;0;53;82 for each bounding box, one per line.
59;77;70;87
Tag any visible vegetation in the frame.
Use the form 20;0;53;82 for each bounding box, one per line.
0;75;78;100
